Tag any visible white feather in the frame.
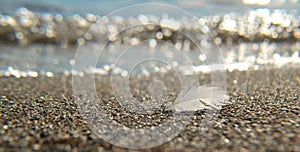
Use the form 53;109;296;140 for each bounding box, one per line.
166;85;229;112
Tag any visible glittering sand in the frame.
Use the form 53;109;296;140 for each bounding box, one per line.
0;67;299;152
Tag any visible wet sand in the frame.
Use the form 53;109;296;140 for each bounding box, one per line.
0;67;299;152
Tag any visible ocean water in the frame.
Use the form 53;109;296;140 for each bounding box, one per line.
1;0;300;15
0;0;300;77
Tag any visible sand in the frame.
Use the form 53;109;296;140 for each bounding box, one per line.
0;67;299;152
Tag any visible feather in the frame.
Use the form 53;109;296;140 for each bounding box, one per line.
165;85;229;112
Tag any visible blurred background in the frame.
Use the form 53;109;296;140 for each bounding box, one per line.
0;0;299;76
1;0;300;15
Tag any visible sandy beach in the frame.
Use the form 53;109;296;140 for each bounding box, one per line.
0;67;299;151
0;1;300;151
